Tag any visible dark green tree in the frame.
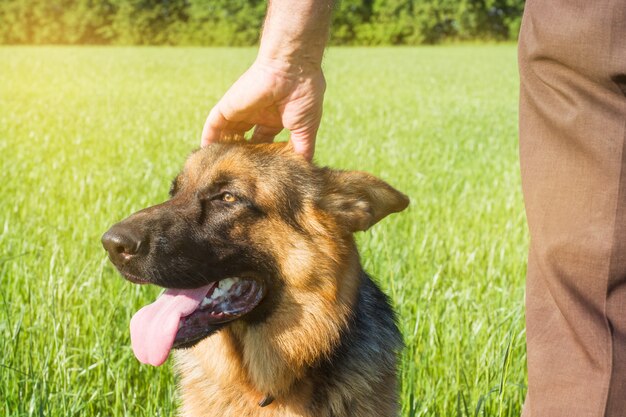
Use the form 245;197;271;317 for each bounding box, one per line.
0;0;524;45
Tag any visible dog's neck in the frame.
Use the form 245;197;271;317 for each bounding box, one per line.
225;248;362;401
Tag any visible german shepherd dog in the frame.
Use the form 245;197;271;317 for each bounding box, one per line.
101;138;409;417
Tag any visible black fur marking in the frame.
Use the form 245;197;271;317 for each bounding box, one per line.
112;194;264;286
308;270;403;415
169;174;181;197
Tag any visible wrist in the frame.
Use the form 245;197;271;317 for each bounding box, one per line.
254;54;322;78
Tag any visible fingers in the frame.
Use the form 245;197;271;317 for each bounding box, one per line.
201;63;324;157
203;104;317;161
250;125;283;144
203;114;317;161
201;106;255;147
201;106;227;147
289;128;317;161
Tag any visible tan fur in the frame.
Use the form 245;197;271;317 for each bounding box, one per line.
162;142;407;416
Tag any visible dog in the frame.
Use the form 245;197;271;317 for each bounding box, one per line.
101;137;409;417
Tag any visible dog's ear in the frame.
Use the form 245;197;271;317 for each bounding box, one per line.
320;169;409;232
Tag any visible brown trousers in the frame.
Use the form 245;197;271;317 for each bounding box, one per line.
519;1;626;416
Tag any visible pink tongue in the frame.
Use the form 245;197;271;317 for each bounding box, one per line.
130;285;213;366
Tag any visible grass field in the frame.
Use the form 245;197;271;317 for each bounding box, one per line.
0;46;526;416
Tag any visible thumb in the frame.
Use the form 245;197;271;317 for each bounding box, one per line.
289;128;317;162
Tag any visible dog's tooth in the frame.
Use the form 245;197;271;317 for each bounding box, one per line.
219;278;236;292
200;297;212;307
211;288;224;300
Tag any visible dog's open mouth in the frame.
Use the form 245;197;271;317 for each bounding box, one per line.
129;277;265;366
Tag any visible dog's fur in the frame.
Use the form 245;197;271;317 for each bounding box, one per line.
105;139;409;417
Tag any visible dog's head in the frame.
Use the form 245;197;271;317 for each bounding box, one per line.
102;140;408;367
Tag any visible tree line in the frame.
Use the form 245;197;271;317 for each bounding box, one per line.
0;0;524;45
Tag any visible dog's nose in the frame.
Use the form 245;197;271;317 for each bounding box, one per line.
101;224;146;264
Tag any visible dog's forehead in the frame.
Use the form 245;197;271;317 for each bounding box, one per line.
179;143;312;201
180;145;257;190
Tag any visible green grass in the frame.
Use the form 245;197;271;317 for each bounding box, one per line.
0;45;526;416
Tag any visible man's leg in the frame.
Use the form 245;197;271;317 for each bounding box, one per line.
518;1;626;416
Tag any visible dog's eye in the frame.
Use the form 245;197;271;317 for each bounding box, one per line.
221;192;237;203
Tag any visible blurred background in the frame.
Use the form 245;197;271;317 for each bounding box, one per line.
0;1;527;416
0;0;524;46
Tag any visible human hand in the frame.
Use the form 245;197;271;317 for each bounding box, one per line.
201;59;326;161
